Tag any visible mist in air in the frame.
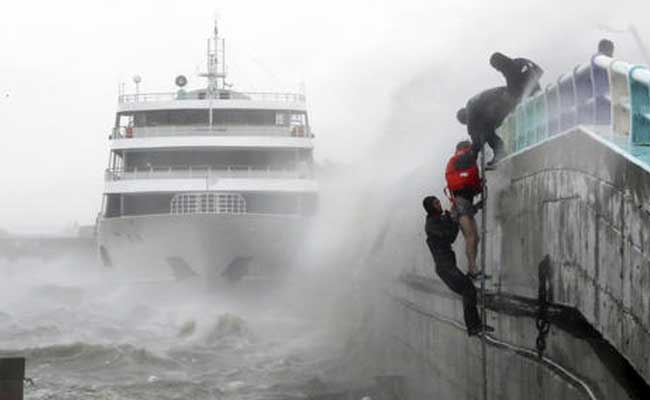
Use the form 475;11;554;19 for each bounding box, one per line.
1;0;649;399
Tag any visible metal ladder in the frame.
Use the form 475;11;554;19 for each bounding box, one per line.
479;145;489;400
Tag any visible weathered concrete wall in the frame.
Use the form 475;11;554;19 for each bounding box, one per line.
346;127;650;399
486;128;650;382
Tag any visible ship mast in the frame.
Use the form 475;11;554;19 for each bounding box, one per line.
200;20;227;130
201;20;227;95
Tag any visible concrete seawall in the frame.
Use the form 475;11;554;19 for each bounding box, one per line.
349;127;650;399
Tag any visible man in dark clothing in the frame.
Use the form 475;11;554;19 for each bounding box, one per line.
456;89;511;165
457;52;543;166
490;52;543;99
422;196;491;336
597;38;615;57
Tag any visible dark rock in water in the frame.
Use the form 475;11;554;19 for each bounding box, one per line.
205;313;250;344
177;320;196;338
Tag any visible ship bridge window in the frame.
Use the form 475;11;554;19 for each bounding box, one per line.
117;114;134;128
131;110;210;126
117;109;307;127
274;112;306;127
122;149;313;171
212;110;275;125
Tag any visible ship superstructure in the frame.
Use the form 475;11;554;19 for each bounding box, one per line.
97;23;317;282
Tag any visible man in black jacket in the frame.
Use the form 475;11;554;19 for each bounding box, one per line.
490;52;543;100
457;52;543;166
422;196;491;336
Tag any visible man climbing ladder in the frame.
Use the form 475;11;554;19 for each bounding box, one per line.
422;195;494;336
478;138;490;400
444;140;490;281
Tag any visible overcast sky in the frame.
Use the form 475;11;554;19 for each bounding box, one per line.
0;0;648;233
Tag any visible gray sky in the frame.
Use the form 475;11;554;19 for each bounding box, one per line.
0;0;648;233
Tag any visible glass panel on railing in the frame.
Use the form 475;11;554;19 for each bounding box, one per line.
546;86;560;136
534;94;547;142
515;105;526;151
525;100;536;145
499;115;515;155
558;75;577;131
574;65;595;124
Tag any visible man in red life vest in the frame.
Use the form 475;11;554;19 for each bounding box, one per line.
445;140;486;280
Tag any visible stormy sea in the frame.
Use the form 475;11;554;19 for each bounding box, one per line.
0;256;368;400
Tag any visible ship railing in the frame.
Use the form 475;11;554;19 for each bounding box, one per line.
498;54;650;155
105;165;313;181
110;125;312;139
170;192;247;215
118;91;306;104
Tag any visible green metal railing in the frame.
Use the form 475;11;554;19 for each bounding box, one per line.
498;55;650;155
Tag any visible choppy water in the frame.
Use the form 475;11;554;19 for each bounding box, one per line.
0;257;350;400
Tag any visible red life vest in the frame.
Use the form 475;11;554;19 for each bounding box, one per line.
445;148;481;195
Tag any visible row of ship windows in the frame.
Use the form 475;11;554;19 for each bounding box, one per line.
103;192;318;218
111;149;313;172
116;109;308;128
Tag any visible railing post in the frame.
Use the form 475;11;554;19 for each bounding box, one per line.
591;55;612;125
629;65;650;145
609;60;632;136
574;64;594;124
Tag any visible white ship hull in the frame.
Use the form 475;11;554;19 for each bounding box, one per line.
97;213;309;283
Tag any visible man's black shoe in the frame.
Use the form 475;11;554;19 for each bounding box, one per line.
468;271;492;281
468;324;495;337
486;152;504;170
